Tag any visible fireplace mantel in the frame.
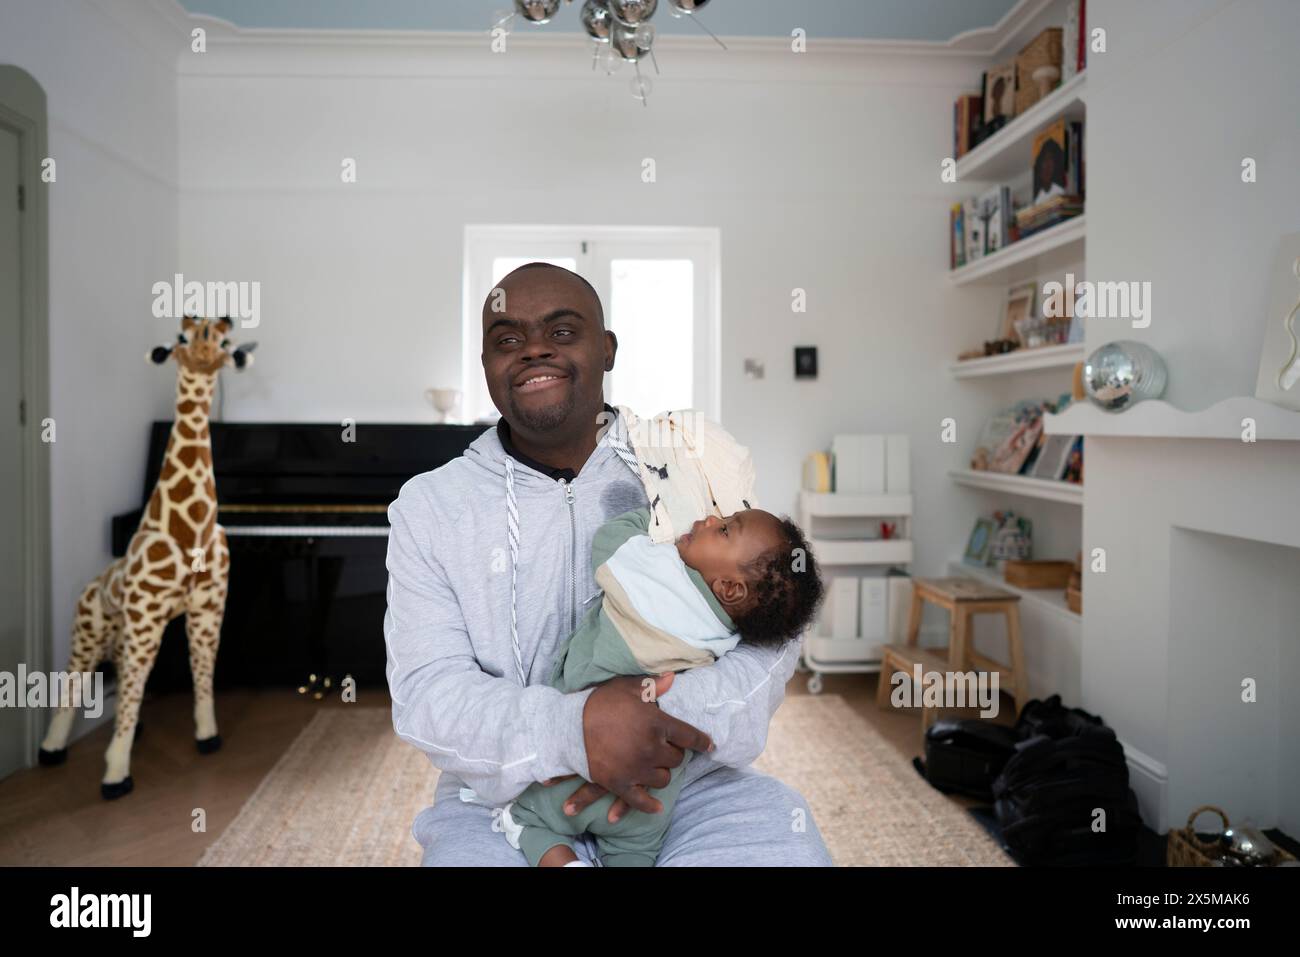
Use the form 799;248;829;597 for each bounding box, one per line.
1046;397;1300;441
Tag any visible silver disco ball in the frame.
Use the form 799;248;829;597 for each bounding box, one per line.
611;21;650;60
1083;340;1168;413
580;0;614;41
514;0;560;24
610;0;658;26
669;0;710;12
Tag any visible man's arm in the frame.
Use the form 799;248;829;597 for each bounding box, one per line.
383;478;592;807
654;635;802;767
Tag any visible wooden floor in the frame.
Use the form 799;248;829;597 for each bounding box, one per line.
0;670;996;866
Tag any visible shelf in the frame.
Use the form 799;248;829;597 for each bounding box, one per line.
1045;397;1300;441
949;343;1085;379
956;73;1087;183
799;491;912;517
949;468;1083;505
809;538;914;565
946;561;1080;624
804;634;883;667
949;215;1086;287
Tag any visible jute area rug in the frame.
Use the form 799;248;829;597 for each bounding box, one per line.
197;695;1011;866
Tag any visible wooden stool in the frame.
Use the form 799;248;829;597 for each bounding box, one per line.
875;577;1028;733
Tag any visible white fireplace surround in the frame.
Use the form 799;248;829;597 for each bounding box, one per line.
1082;432;1300;834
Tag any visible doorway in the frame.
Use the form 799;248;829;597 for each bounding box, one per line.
0;66;51;781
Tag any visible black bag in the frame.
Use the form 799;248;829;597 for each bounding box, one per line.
992;697;1143;866
1014;693;1104;740
917;718;1019;801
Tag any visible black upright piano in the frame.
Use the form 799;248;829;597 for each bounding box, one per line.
111;421;488;694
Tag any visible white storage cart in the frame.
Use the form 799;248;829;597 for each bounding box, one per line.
797;490;913;693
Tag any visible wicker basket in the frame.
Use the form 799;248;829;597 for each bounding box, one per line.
1015;27;1064;114
1167;805;1298;866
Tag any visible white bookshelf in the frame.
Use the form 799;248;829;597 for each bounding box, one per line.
949;342;1085;379
948;214;1086;287
947;560;1080;623
943;0;1087;702
949;468;1083;505
800;491;913;517
957;72;1087;183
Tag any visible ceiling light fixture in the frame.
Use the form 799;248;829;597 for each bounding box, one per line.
491;0;726;106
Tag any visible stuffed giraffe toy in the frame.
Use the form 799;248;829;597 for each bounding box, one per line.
39;316;256;799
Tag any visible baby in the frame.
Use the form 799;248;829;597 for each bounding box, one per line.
499;505;825;867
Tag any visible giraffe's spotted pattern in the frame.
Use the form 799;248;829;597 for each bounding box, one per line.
47;318;240;788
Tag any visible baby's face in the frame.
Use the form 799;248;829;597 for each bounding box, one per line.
674;509;783;608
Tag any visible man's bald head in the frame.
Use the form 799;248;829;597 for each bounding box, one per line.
489;263;605;329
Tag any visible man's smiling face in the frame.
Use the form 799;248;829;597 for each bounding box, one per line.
481;264;616;435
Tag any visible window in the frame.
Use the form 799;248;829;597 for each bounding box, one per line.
462;225;719;424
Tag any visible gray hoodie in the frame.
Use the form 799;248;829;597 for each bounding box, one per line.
383;410;801;807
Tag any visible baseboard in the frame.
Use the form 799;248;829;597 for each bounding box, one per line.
1120;739;1169;834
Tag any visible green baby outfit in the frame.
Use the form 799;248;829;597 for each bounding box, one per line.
501;506;738;866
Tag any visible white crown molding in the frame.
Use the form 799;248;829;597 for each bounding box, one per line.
175;18;991;86
946;0;1059;57
171;0;1050;56
149;0;1072;84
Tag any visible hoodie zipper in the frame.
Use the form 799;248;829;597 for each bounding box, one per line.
561;477;577;632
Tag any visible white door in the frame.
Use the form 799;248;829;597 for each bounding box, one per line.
0;123;25;779
462;226;719;425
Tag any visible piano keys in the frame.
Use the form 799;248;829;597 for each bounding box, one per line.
110;421;487;694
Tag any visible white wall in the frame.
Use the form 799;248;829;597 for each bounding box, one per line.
1086;0;1300;404
1083;0;1300;830
0;0;183;705
176;27;1004;587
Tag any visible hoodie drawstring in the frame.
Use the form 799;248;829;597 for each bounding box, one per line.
502;413;642;687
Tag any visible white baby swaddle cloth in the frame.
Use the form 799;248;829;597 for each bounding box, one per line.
608;406;759;545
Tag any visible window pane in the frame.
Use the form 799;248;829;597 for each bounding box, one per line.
608;259;694;415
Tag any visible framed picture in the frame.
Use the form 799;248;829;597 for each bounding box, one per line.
1000;281;1038;344
964;517;995;566
1029;433;1077;480
990;413;1043;474
983;62;1016;125
1031;119;1069;206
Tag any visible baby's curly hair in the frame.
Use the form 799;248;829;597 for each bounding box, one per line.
729;516;825;648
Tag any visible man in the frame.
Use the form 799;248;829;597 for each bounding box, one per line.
384;263;831;866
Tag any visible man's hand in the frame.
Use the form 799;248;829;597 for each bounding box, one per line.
569;673;712;823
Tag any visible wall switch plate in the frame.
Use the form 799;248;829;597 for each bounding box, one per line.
795;346;818;379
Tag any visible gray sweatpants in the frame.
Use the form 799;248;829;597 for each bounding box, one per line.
414;760;834;866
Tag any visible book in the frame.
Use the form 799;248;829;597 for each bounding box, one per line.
1078;0;1088;75
964;197;984;263
950;203;966;269
977;185;1012;255
1015;195;1084;236
953;93;982;158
